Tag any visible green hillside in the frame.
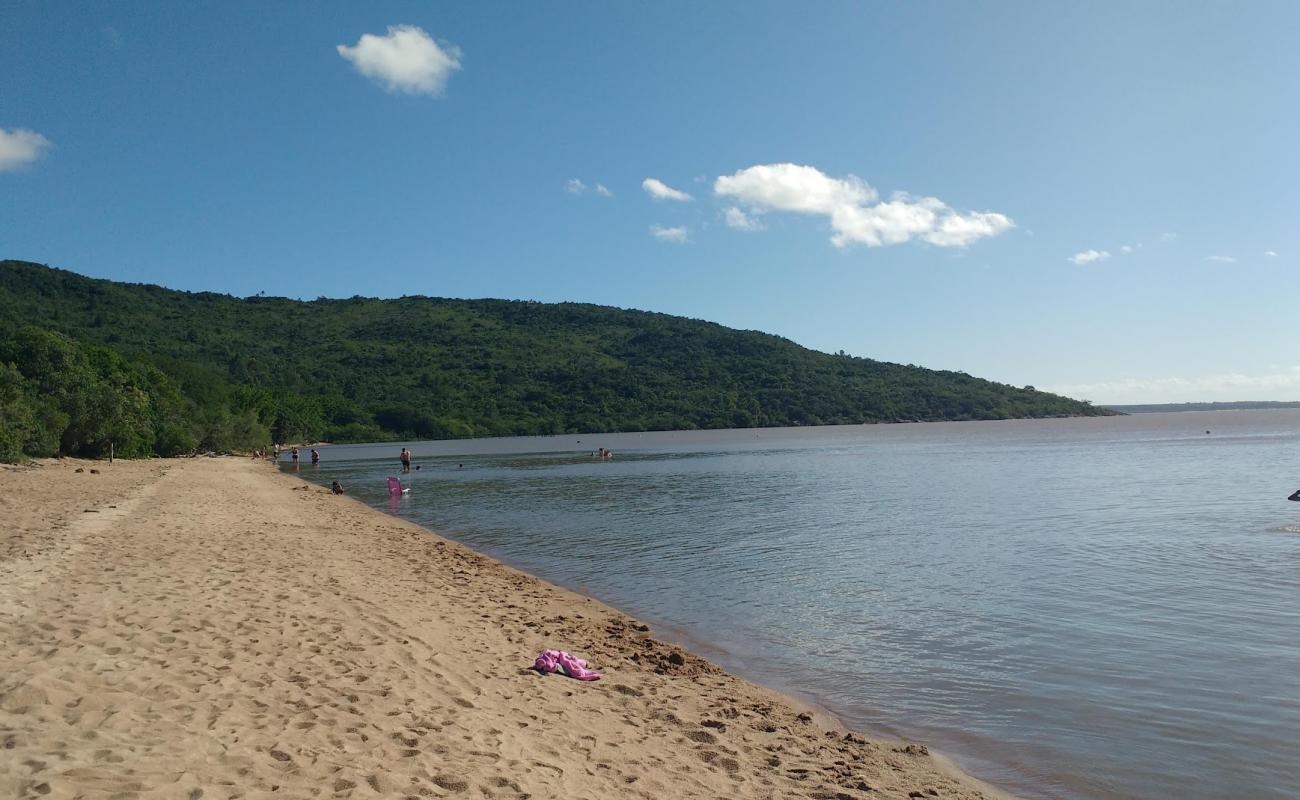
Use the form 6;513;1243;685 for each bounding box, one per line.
0;260;1111;460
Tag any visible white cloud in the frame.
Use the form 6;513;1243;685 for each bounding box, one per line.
1045;367;1300;404
1159;232;1178;242
1120;244;1133;254
338;25;461;96
1206;255;1238;263
642;177;692;202
724;206;764;231
567;178;612;197
650;224;689;243
1068;249;1110;265
0;128;52;171
713;163;1012;248
1265;250;1278;257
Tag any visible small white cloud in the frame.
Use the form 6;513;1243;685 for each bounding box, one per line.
338;25;462;96
1120;244;1133;254
650;224;689;243
1265;250;1278;257
724;206;764;232
713;163;1012;248
0;128;52;171
1206;255;1238;263
567;178;612;197
1159;232;1178;242
1068;249;1110;265
642;177;693;202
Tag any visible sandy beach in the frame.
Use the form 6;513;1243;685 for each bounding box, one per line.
1;457;1000;800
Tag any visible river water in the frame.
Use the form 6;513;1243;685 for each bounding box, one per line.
282;410;1300;799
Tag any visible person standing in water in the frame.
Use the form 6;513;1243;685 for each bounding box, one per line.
400;447;412;472
291;447;299;462
310;448;320;465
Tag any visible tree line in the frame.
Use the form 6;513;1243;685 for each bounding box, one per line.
0;260;1112;461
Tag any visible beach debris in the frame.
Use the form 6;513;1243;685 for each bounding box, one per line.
89;469;100;474
895;743;929;756
75;468;84;473
533;649;602;681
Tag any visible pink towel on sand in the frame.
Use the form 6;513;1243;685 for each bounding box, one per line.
534;649;602;681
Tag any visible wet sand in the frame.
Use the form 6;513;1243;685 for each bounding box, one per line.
1;457;1002;799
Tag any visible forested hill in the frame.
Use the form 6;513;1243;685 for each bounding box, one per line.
0;260;1111;459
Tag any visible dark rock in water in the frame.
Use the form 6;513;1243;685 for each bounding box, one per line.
635;623;650;632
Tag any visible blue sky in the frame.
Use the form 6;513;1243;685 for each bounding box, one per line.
2;1;1297;403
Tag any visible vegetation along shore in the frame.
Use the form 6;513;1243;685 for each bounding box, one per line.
0;260;1111;463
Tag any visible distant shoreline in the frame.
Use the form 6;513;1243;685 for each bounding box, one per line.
1103;401;1300;413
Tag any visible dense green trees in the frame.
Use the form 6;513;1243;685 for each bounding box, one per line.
0;326;190;459
0;260;1112;461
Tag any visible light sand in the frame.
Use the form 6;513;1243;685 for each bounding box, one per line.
1;457;1000;800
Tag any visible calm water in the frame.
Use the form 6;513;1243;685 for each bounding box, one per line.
283;411;1300;799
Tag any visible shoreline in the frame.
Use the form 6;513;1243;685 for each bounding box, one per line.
3;456;1007;799
284;462;1020;800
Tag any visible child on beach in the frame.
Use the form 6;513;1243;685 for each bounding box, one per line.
331;480;345;495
